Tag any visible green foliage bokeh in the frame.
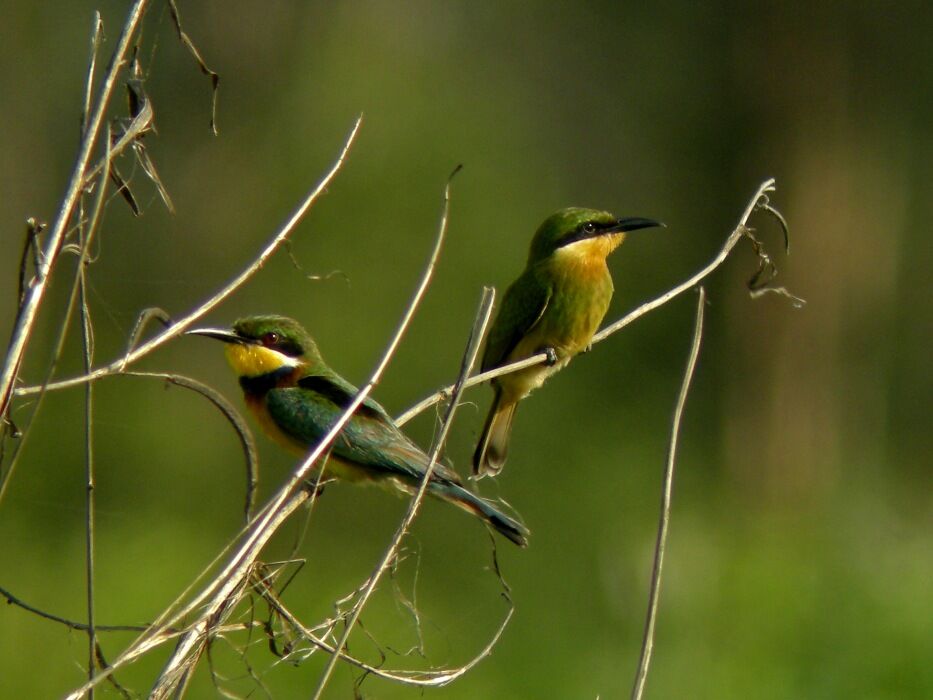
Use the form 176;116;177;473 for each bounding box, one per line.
0;2;930;697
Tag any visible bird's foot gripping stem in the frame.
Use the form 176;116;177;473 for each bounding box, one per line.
304;477;335;498
542;346;559;366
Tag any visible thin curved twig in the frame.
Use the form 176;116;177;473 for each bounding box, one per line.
0;581;261;641
0;583;153;633
15;116;363;400
312;279;496;699
123;372;258;519
630;286;706;700
395;177;782;426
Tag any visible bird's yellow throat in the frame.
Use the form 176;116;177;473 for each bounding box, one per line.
555;232;625;263
224;343;298;377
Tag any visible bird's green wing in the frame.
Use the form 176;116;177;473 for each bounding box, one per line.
482;269;551;371
266;374;462;485
296;373;387;420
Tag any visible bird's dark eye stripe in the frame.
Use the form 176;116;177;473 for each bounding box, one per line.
249;332;304;357
557;220;612;247
275;339;305;357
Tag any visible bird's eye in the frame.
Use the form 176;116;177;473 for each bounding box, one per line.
261;332;279;347
582;222;597;234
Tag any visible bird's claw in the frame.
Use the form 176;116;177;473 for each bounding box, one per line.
543;346;558;366
305;477;334;498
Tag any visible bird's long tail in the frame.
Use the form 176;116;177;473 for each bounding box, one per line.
472;389;516;478
432;480;529;547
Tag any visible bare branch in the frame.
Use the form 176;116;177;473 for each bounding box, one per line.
630;286;706;700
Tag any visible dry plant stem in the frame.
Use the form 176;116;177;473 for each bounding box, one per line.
311;283;495;700
80;87;113;698
395;177;777;426
15;116;363;400
630;286;706;700
80;263;96;695
0;0;150;417
149;170;457;699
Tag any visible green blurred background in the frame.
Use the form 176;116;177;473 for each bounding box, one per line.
1;1;930;697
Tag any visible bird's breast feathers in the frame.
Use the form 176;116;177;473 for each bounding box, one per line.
244;392;308;455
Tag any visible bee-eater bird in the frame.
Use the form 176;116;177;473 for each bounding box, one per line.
473;207;663;477
189;315;529;546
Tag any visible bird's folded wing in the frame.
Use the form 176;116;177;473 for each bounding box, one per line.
266;380;463;485
482;270;551;371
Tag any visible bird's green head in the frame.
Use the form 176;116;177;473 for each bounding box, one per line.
188;315;323;378
528;207;663;264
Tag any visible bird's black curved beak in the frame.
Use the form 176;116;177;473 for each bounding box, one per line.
612;217;665;233
186;327;254;345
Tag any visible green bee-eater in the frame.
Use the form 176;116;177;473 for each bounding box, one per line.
473;207;663;477
189;316;529;546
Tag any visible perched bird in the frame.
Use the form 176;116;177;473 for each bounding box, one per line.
189;315;528;546
473;207;663;477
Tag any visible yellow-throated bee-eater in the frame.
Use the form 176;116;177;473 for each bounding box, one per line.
473;207;663;477
189;315;529;546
